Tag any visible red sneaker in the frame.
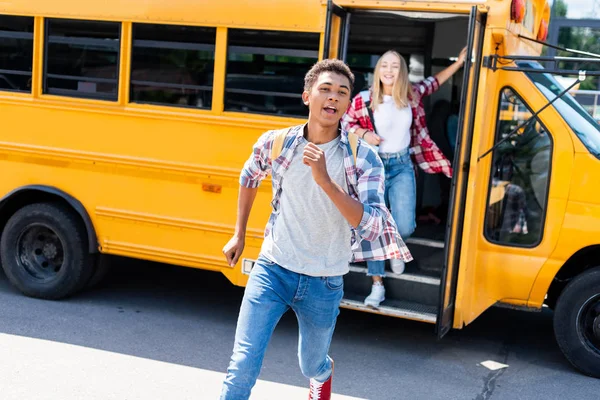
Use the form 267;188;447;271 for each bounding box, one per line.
308;361;333;400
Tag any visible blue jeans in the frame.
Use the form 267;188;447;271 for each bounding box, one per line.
367;149;416;277
220;257;344;400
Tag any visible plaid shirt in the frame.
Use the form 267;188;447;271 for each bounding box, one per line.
341;76;453;178
240;123;413;263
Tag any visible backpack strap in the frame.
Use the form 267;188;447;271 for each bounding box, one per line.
365;99;378;135
270;128;290;162
359;90;378;135
348;131;358;166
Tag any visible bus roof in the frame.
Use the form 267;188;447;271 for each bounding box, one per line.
1;0;550;55
0;0;325;31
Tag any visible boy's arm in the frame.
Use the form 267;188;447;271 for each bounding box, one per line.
303;142;384;236
303;142;363;228
223;186;259;267
223;131;273;266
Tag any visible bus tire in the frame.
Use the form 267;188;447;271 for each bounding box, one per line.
553;266;600;378
0;202;93;300
86;254;111;289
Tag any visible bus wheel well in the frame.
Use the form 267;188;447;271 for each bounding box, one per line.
546;245;600;309
0;186;98;253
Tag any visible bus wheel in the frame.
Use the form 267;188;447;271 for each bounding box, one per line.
0;203;93;299
86;254;111;288
553;266;600;378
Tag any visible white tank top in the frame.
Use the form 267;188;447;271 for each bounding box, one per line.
373;95;412;153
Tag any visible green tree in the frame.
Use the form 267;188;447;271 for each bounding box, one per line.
552;0;568;18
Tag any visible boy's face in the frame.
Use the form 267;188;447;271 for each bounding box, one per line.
302;71;351;128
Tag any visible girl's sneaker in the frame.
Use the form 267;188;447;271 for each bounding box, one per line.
364;283;385;308
390;259;405;274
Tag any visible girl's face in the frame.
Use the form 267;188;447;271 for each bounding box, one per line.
379;52;401;87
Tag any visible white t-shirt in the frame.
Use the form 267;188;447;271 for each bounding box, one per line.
373;95;412;154
260;135;352;277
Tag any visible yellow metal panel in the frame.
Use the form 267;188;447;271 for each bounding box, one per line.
211;27;227;114
528;153;600;307
569;154;600;203
118;22;132;106
32;17;44;98
1;0;324;32
454;70;575;327
331;0;483;13
328;15;342;59
451;43;496;329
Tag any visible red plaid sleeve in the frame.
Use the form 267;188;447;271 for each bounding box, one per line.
342;92;374;132
411;139;453;178
410;76;453;178
412;76;440;100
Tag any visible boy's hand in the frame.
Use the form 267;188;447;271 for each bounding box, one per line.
223;235;245;267
303;142;331;187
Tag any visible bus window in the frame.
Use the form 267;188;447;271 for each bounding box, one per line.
519;61;600;158
44;19;120;101
0;15;34;93
485;87;553;247
224;29;319;117
130;24;216;109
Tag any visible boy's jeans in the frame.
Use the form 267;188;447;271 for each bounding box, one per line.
220;256;344;400
367;149;416;276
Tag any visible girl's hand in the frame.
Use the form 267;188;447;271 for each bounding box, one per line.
364;131;383;146
457;47;468;64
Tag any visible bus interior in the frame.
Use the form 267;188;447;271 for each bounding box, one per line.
340;9;471;320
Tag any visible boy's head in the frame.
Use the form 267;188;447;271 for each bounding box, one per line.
302;59;355;127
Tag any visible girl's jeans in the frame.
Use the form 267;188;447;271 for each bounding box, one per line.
367;149;416;277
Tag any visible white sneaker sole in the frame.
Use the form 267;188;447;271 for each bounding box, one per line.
364;297;385;308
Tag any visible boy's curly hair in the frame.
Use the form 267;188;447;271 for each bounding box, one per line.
304;59;355;92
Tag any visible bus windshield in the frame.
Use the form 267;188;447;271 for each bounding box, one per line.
519;61;600;158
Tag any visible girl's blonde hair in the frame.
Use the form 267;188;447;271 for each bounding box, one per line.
371;50;412;111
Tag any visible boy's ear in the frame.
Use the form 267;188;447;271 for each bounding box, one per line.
302;90;310;106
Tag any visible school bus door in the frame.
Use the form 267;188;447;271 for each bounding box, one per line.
323;0;350;60
437;6;487;338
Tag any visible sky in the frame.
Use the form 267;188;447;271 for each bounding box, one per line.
550;0;599;19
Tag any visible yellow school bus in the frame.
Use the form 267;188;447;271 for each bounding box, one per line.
2;0;600;378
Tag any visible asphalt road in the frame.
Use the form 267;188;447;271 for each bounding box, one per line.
0;256;598;400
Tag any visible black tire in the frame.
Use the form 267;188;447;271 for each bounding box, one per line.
553;266;600;378
86;253;111;289
0;202;93;299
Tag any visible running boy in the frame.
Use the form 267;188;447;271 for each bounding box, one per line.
220;59;412;400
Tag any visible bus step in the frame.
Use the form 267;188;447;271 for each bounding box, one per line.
345;264;440;307
405;237;445;249
405;239;446;275
340;292;437;324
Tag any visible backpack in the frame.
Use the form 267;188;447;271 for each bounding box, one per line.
270;128;359;166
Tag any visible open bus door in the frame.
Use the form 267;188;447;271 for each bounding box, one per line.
437;6;487;338
323;0;350;61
